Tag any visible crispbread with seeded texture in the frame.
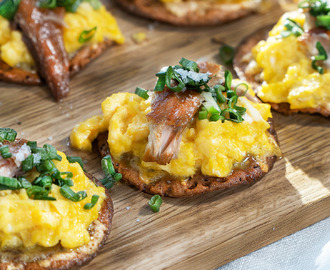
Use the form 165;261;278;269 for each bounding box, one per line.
234;26;330;117
97;131;278;197
0;167;113;270
116;0;259;26
96;62;279;197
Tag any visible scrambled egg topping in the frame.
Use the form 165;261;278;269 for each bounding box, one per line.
0;17;34;68
252;11;330;110
161;0;247;3
0;152;106;250
159;0;261;18
0;2;124;68
71;91;279;183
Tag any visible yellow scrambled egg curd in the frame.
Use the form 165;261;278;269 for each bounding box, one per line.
63;2;124;54
0;2;124;68
252;11;330;110
0;151;106;250
159;0;269;20
71;91;279;183
160;0;247;3
0;16;34;68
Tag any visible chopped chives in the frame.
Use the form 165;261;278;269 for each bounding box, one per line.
199;110;208;120
0;0;21;20
67;156;84;169
22;155;34;172
179;57;199;72
312;41;327;74
38;0;57;8
0;146;12;159
135;87;150;100
219;45;235;66
79;26;97;43
84;195;99;210
60;185;87;202
100;155;122;189
0;176;20;189
149;195;163;213
0;128;17;142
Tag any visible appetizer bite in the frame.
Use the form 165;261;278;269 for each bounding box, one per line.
116;0;271;26
0;128;113;269
234;0;330;116
71;59;281;197
0;0;124;101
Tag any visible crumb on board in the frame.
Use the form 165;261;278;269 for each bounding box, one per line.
132;32;147;44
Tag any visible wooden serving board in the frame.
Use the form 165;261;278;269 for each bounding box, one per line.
1;2;330;269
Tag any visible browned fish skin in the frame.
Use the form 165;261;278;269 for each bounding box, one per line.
15;0;69;101
0;139;30;178
143;87;201;165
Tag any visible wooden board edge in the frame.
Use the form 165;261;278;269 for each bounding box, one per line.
168;195;330;269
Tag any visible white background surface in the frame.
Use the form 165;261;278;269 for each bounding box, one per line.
219;217;330;270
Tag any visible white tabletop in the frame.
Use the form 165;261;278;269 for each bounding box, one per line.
219;217;330;270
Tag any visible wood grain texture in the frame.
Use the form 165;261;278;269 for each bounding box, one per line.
0;2;329;269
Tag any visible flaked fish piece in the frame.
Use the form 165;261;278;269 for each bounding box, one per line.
298;27;330;69
143;87;201;165
0;139;30;178
15;0;69;101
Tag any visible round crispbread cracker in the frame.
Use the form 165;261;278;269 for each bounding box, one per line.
234;26;330;117
0;171;113;270
115;0;259;26
95;61;279;197
0;40;113;86
97;131;278;197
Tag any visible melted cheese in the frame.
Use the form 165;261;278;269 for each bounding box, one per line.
71;92;279;183
0;152;106;250
252;11;330;110
0;2;124;67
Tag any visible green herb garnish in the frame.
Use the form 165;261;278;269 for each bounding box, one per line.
281;18;304;38
67;156;84;170
100;155;122;189
135;87;150;100
26;186;56;201
0;176;21;190
0;145;12;159
312;41;328;74
38;0;57;8
219;45;235;65
0;128;17;142
0;0;21;20
78;26;97;43
0;0;102;21
84;195;99;210
38;0;102;12
137;58;248;123
149;195;162;213
299;0;330;29
0;129;96;206
60;184;87;202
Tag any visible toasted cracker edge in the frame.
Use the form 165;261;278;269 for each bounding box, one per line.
0;40;113;86
116;0;255;26
97;127;278;198
0;169;113;270
234;25;330;117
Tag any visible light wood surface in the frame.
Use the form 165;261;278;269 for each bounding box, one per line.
1;2;330;269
